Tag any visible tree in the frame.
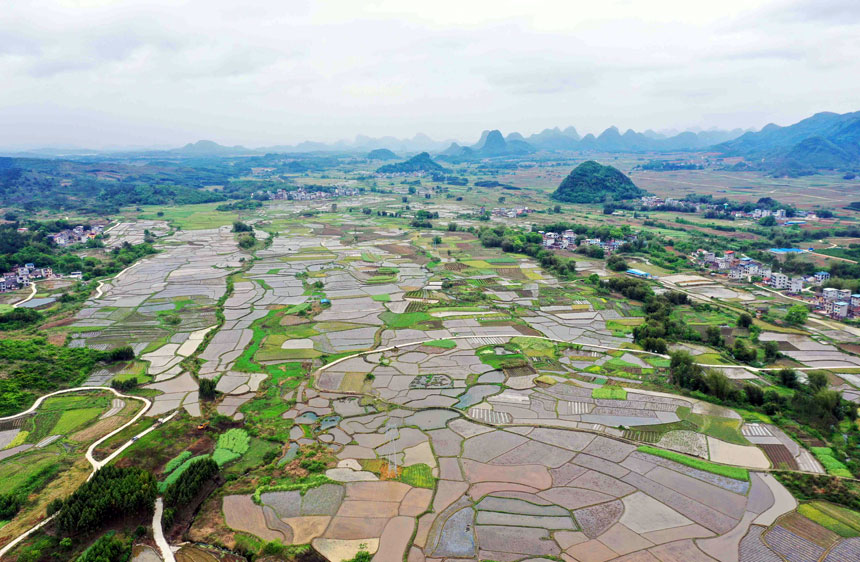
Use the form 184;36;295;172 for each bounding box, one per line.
232;221;252;233
785;304;808;325
607;255;628;272
199;378;217;400
107;346;135;362
330;203;337;212
447;222;458;232
164;458;218;508
705;326;723;347
759;215;777;226
737;313;753;329
669;351;703;390
732;339;756;363
763;341;780;362
744;384;765;406
778;368;798;389
705;371;733;400
55;466;155;535
808;371;828;393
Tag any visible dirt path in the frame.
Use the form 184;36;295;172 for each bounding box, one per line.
10;282;37;308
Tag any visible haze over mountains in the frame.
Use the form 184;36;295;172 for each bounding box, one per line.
4;111;860;173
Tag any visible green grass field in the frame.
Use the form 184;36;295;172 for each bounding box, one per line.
136;203;239;230
379;311;434;329
811;447;853;477
638;445;749;481
52;407;103;435
400;463;436;489
424;339;457;349
592;387;627;400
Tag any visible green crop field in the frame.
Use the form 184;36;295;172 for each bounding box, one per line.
52;407;103;435
798;502;860;537
592;387;627;400
638;445;749;481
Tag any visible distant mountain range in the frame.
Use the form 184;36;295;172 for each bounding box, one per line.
375;152;448;174
714;111;860;171
3;111;858;172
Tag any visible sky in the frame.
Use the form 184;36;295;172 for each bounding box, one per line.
1;0;859;149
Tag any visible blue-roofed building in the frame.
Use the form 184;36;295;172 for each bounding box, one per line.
815;271;830;284
626;268;656;280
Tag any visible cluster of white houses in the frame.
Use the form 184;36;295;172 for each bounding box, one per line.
492;207;533;219
820;287;860;319
47;224;104;246
693;250;859;319
0;263;57;292
541;230;630;253
270;185;359;201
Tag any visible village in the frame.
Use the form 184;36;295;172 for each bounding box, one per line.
268;184;359;201
0;263;60;293
692;249;860;319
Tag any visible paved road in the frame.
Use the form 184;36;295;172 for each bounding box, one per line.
10;282;37;308
152;498;176;562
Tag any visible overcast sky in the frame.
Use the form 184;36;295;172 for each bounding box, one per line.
1;0;858;149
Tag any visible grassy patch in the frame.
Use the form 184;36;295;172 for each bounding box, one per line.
510;337;556;357
371;293;391;302
424;339;456;349
398;464;436;488
163;451;193;474
379;311;434;329
159;455;209;492
224;438;278;474
811;447;853;478
52;407;103;435
638;445;749;481
677;407;748;445
137;203;237;230
591;386;627;400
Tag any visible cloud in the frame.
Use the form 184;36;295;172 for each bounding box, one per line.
0;0;858;147
769;0;860;24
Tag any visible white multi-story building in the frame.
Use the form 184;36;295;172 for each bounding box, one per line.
823;287;839;301
838;289;852;301
771;272;789;290
852;294;860;308
827;300;849;318
815;271;831;284
729;268;744;280
789;277;803;294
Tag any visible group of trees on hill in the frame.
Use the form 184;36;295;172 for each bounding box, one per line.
552;161;645;204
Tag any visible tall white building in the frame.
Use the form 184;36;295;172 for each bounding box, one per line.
771;272;788;290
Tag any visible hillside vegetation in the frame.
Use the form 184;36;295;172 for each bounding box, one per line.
376;152;448;174
551;160;645;204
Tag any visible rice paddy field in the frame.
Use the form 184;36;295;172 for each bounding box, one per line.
4;161;860;562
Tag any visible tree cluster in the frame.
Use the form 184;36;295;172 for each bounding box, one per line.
163;458;218;509
476;225;576;278
55;466;156;535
